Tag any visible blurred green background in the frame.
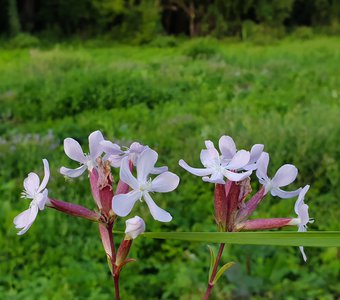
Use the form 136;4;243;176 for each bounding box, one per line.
1;1;340;299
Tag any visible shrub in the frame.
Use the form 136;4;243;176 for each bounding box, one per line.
182;38;223;59
149;35;179;48
291;26;314;40
7;33;40;49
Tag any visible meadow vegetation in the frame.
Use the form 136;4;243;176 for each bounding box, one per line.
0;36;340;299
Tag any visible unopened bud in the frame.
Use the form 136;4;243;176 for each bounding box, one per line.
125;216;145;239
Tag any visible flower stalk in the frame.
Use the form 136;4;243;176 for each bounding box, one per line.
203;243;225;300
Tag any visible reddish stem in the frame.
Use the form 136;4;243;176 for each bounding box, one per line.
203;243;225;300
113;273;120;300
48;198;100;222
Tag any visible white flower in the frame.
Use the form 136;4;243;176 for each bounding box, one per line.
125;216;146;239
179;136;252;184
112;148;179;222
289;185;314;261
60;130;104;178
14;159;50;235
256;152;301;198
217;135;264;171
101;140;167;174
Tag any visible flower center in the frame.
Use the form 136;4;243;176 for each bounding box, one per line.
139;178;152;192
85;155;96;171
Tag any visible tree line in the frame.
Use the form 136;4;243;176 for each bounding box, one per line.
1;0;339;40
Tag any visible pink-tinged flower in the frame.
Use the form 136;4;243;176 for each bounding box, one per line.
289;185;314;261
125;216;145;239
14;159;50;235
179;136;252;183
112;149;179;222
101;140;167;174
256;152;301;198
60;130;104;178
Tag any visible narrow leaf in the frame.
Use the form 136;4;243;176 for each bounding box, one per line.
212;262;235;285
142;231;340;247
207;245;216;279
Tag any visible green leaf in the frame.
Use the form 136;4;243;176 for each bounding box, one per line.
142;231;340;247
207;245;216;279
212;262;235;285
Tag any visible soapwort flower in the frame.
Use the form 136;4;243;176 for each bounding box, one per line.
256;152;301;198
289;185;313;261
101;140;167;174
216;135;264;171
60;130;104;178
112;148;179;222
101;141;146;167
179;136;253;183
14;159;50;235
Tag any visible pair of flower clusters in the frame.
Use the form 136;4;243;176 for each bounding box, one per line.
14;132;313;261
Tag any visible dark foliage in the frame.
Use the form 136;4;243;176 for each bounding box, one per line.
0;0;339;39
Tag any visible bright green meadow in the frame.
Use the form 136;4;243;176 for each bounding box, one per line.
0;37;340;299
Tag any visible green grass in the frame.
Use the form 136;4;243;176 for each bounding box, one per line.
0;37;340;299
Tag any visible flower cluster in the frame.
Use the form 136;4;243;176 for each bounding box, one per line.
14;130;180;284
16;131;179;231
179;135;313;261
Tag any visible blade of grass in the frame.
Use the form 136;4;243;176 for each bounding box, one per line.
142;231;340;247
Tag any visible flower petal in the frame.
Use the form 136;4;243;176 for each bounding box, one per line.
151;172;179;192
143;192;172;222
64;138;87;163
294;185;310;215
256;152;270;182
136;149;158;182
112;190;141;217
23;172;40;197
298;204;310;225
223;169;251;182
249;144;264;164
37;159;50;193
179;159;212;177
108;154;124;168
200;148;220;167
205;140;214;149
202;172;225;184
298;226;307;262
129;142;147;153
36;190;49;210
271;187;301;199
120;157;139;190
151;166;168;174
14;208;31;228
60;165;87;178
299;246;307;262
272;164;298;187
14;205;39;235
100;140;122;155
227;150;250;170
219;135;236;159
89;130;104;159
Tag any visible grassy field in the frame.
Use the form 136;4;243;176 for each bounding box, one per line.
1;37;340;299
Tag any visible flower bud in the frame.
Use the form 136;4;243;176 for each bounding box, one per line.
125;216;145;239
